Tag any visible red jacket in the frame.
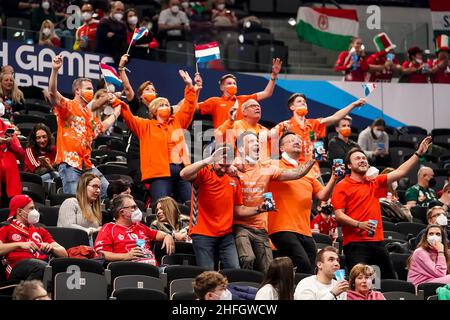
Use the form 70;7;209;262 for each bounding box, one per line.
24;146;56;174
0;120;24;197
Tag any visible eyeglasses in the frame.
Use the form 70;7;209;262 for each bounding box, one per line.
87;184;101;190
122;205;138;210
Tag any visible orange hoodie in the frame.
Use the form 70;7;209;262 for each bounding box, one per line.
120;86;197;181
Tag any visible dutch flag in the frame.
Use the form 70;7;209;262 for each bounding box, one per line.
99;63;122;88
195;41;221;63
131;27;149;45
362;83;377;97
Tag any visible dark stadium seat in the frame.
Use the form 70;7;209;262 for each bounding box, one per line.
165;265;207;286
22;182;45;204
389;252;410;281
45;227;90;249
169;278;195;298
112;288;167;300
312;233;333;246
258;40;288;72
38;206;59;226
19;172;43;185
417;282;444;300
226;43;257;71
384;231;407;241
395;222;426;237
219;268;264;283
382;220;396;232
48;193;76;206
106;262;159;286
54;271;107;300
380;279;415;293
171;291;196;300
165;40;195;67
113;275;164;292
161;253;197;266
383;291;422;300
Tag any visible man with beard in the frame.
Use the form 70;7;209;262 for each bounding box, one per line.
331;137;432;279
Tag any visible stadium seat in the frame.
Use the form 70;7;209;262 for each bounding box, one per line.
427;294;438;300
384;231;407;241
17;122;38;138
22;182;45;204
48;194;76;206
0;208;10;223
165;265;207;286
91;149;127;164
161;253;197;266
44;114;57;132
165;41;195;67
395;222;426;237
312;233;333;246
229;281;260;288
382;220;396;232
390;147;415;168
171;291;196;300
383;291;423;300
106;262;159;287
111;288;167;300
169;278;194;298
97;164;130;176
431;128;450;137
219;268;264;283
380;279;415;293
244;31;273;45
417;282;444;300
38;206;59;226
410;206;428;225
258;40;288;72
398;133;427;148
226;43;257;71
249;0;274;13
389;140;416;149
113;275;164;292
6;17;31;41
153;241;195;264
45;227;90;249
389;253;410;281
104;174;134;185
217;30;239;46
19;172;43;185
93;135;125;151
398;126;428;136
54;271;107;300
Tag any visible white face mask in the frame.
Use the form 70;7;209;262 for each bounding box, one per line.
415;58;423;64
107;84;115;92
131;209;142;223
113;13;123;22
365;166;379;181
392;181;398;191
217;4;225;10
0;103;5;117
42;1;50;10
27;209;40;225
171;5;180;14
128;16;138;25
81;12;92;21
220;289;232;300
436;214;448;226
373;129;383;138
42;28;51;36
427;234;442;246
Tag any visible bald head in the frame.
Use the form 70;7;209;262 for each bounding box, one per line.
242;99;261;123
418;166;434;188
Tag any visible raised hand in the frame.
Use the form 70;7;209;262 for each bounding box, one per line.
228;105;238;121
211;146;232;164
353;97;366;107
119;54;129;69
417;136;432;155
194;72;203;90
178;70;193;87
52;55;63;71
272;58;283;75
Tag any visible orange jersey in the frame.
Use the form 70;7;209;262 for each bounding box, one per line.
331;174;387;246
198;93;257;128
120;86;196;181
54;97;104;170
234;161;281;230
189;166;243;237
268;158;323;237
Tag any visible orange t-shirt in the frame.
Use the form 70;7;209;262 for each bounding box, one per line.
267;158;324;237
198;93;258;128
273;117;326;177
120;86;196;181
215;119;271;160
189;165;243;237
234;160;281;230
331;174;388;246
54;97;104;170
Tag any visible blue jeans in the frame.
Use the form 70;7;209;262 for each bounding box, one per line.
146;164;192;204
58;163;109;199
191;233;240;270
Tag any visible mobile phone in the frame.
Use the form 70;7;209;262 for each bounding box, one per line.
38;156;46;161
5;128;15;135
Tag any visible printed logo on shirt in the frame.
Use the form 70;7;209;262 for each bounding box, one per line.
11;234;21;242
118;234;124;241
31;232;42;243
229;182;236;187
220;104;227;107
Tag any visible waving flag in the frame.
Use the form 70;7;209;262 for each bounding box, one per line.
131;27;149;45
195;42;221;63
362;83;377;97
99;63;122;88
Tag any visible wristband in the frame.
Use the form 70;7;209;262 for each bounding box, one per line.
270;77;277;81
330;291;338;300
414;152;421;158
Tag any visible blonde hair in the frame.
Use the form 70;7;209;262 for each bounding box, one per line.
0;72;24;105
155;196;181;230
76;173;102;224
38;19;59;45
348;264;375;290
148;97;169;115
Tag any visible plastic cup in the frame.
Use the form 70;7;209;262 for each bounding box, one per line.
334;269;346;281
367;219;378;237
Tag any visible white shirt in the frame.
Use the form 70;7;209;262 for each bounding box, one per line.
294;275;346;300
158;8;189;36
281;152;298;167
255;284;278;300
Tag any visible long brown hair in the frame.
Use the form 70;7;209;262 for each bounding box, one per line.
76;173;102;224
407;224;450;268
381;167;398;198
259;257;294;300
155;196;181;230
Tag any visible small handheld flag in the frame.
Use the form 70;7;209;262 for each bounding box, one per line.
362;83;377;97
99;63;123;88
195;42;221;63
126;27;149;55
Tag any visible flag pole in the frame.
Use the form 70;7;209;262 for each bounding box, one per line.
195;60;199;74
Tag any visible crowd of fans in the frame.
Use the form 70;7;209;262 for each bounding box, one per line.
0;1;450;302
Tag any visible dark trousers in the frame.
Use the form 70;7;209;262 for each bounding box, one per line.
145;164;192;204
9;259;48;281
343;241;396;279
270;231;317;274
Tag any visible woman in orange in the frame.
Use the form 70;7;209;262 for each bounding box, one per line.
117;70;202;204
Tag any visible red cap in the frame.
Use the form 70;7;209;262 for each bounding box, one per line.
8;195;33;221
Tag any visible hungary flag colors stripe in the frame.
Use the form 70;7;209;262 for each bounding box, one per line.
428;0;450;39
296;7;359;51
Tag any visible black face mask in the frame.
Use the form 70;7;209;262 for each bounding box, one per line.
319;205;334;216
429;178;437;188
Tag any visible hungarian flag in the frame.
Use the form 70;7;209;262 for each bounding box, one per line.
429;0;450;40
296;7;359;51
